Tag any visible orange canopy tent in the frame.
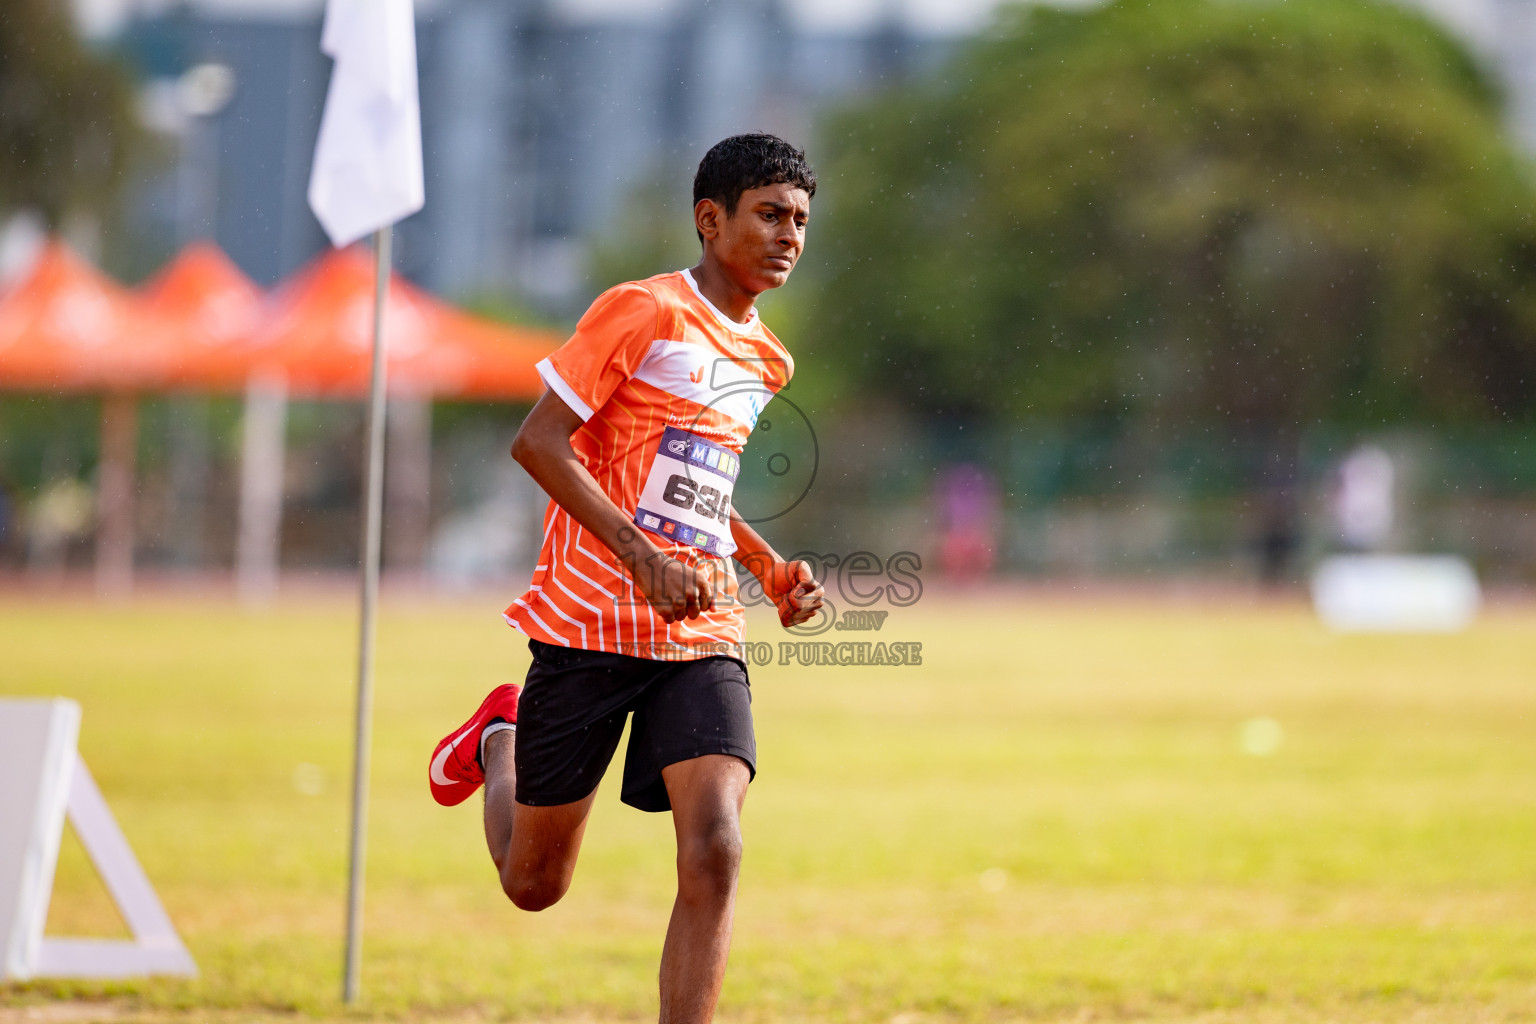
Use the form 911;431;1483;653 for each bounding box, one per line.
241;246;553;399
0;241;558;594
0;241;189;394
140;241;264;387
0;242;202;592
0;241;556;401
218;246;557;597
136;243;266;577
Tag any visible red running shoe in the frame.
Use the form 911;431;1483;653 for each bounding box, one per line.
429;684;520;806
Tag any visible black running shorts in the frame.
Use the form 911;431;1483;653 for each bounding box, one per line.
514;639;756;812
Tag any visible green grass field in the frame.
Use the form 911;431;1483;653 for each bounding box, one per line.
2;590;1535;1023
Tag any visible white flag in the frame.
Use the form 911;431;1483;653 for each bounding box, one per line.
307;0;425;248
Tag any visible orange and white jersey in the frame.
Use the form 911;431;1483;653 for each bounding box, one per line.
505;269;793;660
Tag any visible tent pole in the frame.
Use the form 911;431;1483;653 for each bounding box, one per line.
343;226;391;1005
384;393;431;575
95;393;138;596
167;396;211;570
236;375;287;605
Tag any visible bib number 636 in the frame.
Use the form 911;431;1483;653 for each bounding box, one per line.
663;474;731;524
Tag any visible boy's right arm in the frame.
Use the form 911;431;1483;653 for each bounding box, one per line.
729;515;824;628
511;390;714;623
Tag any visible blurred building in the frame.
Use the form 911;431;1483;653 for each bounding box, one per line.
87;0;1536;306
102;0;1536;309
114;0;955;310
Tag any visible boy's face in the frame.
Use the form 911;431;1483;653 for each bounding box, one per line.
696;182;811;295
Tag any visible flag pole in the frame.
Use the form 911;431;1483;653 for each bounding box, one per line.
343;225;391;1004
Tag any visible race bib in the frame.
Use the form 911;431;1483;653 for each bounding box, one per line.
634;426;739;557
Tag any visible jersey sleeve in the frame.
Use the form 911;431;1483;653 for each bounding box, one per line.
536;282;659;421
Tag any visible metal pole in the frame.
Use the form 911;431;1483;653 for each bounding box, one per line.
343;225;391;1004
95;393;139;596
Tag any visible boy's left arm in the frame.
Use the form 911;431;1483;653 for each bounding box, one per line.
730;515;824;628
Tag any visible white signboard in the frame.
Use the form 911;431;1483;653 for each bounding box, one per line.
0;698;195;980
1312;555;1481;633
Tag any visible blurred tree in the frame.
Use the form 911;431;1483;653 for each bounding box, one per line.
586;169;701;299
804;0;1536;431
0;0;143;226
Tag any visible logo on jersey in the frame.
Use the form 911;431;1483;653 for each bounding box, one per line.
632;341;788;431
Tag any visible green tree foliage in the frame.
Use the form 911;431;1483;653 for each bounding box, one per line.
803;0;1536;429
0;0;142;225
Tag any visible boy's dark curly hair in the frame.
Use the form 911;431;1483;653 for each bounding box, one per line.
693;133;817;218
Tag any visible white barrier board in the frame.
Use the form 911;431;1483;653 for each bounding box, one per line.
1311;555;1481;633
0;698;196;980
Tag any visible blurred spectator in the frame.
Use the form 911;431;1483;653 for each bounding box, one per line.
27;477;94;574
1254;486;1299;585
1335;445;1395;552
936;463;1000;580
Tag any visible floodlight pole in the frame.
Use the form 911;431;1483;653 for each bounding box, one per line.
343;225;391;1005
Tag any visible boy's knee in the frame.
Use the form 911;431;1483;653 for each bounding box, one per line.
677;818;742;897
502;869;567;912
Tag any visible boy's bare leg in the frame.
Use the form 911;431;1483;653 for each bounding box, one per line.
482;729;598;911
657;754;751;1024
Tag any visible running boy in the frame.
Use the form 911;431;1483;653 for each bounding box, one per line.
428;133;824;1024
